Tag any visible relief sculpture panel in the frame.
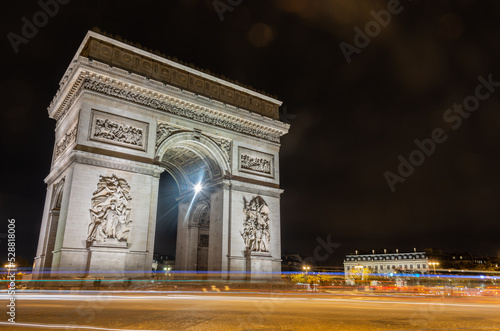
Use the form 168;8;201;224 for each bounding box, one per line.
87;174;132;244
90;110;149;151
238;147;274;178
54;121;78;161
241;196;271;253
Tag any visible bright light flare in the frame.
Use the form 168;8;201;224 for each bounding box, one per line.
194;183;203;193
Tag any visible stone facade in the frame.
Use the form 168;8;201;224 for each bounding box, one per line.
344;250;430;277
33;31;289;281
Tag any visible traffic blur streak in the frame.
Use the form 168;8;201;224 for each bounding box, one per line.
1;291;500;330
5;269;500;298
317;284;500;297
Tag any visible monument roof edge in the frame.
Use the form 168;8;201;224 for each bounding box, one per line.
83;30;282;106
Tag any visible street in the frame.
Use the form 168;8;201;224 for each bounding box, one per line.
1;291;500;330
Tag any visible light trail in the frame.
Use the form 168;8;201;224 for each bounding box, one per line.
3;293;500;309
0;321;165;330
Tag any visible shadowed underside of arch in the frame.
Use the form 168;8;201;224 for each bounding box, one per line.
157;137;226;193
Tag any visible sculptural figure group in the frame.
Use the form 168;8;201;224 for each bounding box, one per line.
241;196;271;253
94;118;143;146
87;174;132;243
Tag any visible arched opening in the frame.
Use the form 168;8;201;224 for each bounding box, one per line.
154;132;229;273
42;179;65;276
154;171;179;266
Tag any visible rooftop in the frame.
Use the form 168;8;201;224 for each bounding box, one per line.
73;28;282;120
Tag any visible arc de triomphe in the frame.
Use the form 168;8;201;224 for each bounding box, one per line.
33;31;289;281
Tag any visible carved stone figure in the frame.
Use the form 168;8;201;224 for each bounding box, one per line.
54;122;78;160
94;118;143;147
241;154;271;174
241;196;270;253
156;123;182;149
209;136;231;164
87;174;132;243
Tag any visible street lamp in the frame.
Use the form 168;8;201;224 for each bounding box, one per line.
5;264;15;284
429;261;439;274
164;266;172;279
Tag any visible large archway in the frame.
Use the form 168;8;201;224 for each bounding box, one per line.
33;31;289;282
155;131;229;273
154;171;178;264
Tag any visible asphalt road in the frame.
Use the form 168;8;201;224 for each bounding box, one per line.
2;292;500;330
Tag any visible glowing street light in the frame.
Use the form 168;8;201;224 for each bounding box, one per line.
429;261;439;274
5;264;15;283
194;183;203;193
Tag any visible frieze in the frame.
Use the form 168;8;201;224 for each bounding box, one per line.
54;122;78;161
238;147;274;178
79;36;280;120
241;154;271;175
82;78;281;143
90;110;149;151
95;118;143;146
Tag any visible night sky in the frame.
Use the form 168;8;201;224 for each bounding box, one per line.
2;0;500;267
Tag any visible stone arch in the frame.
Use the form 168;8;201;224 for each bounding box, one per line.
51;179;65;210
191;199;210;226
191;199;211;273
154;131;230;272
42;178;65;276
34;32;287;281
155;131;230;192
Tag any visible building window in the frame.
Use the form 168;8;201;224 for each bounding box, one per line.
410;265;413;269
417;264;420;268
347;266;350;270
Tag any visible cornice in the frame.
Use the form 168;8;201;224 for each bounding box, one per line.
219;178;283;197
49;60;289;143
45;150;164;184
73;150;164;177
